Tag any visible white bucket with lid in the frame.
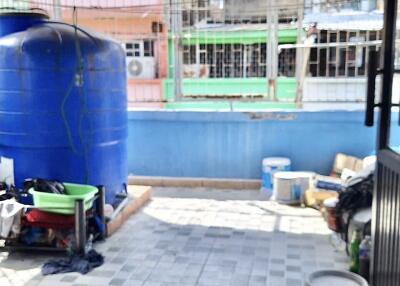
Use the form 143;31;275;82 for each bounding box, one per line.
272;171;314;204
261;157;291;197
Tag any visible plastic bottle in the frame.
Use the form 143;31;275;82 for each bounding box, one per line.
85;234;94;254
359;235;371;281
330;232;346;252
349;229;362;273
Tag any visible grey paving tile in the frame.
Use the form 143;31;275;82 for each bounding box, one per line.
269;270;285;277
229;273;250;286
31;274;43;281
120;264;136;272
220;259;237;268
74;276;112;286
109;278;126;285
129;280;144;286
3;188;349;286
60;275;78;282
287;254;301;259
146;254;162;261
23;281;42;286
270;258;285;265
286;278;303;286
319;261;335;268
249;275;267;283
286;265;302;272
111;257;128;264
88;270;116;277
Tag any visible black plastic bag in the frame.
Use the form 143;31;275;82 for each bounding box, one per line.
336;174;373;213
24;178;66;195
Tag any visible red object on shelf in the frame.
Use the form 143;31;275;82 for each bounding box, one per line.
22;209;75;230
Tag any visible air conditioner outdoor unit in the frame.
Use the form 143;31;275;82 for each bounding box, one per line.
126;56;156;79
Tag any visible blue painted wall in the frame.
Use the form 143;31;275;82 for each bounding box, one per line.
127;110;400;178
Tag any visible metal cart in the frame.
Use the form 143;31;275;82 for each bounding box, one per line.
0;186;106;254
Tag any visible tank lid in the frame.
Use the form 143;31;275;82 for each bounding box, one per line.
0;9;49;37
0;8;49;19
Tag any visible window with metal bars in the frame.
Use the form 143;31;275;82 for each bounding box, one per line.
125;40;154;58
182;42;296;78
304;0;364;13
180;0;298;27
182;0;212;27
308;29;382;77
279;48;296;77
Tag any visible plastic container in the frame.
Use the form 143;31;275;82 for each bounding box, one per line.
350;230;362;273
347;209;371;254
359;235;371;281
323;197;341;232
29;183;98;215
306;270;368;286
261;157;291;197
272;171;314;204
0;12;127;204
0;198;24;238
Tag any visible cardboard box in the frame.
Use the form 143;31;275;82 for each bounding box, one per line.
332;153;363;177
304;188;338;209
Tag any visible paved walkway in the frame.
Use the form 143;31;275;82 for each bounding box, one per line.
0;187;348;286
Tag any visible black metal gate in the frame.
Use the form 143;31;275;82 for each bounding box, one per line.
372;150;400;285
366;0;400;285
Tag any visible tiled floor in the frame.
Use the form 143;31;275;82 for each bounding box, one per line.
0;187;348;286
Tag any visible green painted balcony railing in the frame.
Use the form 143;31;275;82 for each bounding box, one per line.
162;77;297;109
178;28;298;45
167;28;299;77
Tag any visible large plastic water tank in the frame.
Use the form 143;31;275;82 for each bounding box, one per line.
0;12;127;204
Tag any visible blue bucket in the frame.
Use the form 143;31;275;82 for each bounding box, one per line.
261;157;291;197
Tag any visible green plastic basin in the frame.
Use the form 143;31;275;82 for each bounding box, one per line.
29;183;98;214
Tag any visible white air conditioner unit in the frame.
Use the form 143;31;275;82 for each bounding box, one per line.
126;56;156;79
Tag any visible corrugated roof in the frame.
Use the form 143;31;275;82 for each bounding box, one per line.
303;10;384;30
185;10;385;33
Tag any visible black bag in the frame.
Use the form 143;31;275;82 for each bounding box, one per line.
334;174;374;249
24;178;66;195
335;174;373;213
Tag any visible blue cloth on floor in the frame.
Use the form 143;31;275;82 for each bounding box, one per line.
42;249;104;275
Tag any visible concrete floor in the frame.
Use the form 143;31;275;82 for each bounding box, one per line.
0;187;348;286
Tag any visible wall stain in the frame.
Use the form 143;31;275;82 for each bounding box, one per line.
243;112;297;121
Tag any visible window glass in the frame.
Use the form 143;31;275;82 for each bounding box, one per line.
125;41;142;57
144;40;154;57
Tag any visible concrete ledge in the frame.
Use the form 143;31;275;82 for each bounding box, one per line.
128;176;261;190
107;185;152;237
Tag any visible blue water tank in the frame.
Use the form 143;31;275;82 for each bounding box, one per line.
0;12;127;204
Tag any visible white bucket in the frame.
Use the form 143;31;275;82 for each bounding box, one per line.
272;171;314;204
306;270;368;286
261;157;291;197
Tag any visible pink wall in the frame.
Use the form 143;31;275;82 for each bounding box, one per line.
127;79;164;109
49;0;167;108
60;0;162;9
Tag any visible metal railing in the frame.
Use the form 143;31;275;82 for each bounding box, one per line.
0;0;390;109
